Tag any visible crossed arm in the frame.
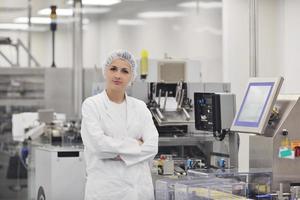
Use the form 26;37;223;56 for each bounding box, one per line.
81;99;158;166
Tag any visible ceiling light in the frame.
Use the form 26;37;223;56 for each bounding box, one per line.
195;26;222;35
38;8;73;16
138;11;185;18
67;0;121;6
80;7;111;14
15;17;90;25
0;23;28;30
117;19;145;26
0;23;47;31
15;17;51;24
83;0;121;6
178;1;222;9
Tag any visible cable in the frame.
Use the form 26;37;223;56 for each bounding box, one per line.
213;128;231;141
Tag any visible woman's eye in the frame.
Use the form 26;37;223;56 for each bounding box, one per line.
110;67;117;71
122;69;129;74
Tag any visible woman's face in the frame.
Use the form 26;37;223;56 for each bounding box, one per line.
105;58;133;92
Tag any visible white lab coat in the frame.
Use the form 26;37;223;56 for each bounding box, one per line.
81;90;159;200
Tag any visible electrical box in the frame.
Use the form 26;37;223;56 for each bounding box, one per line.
194;93;235;132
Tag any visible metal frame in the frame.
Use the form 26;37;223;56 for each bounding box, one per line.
0;39;40;67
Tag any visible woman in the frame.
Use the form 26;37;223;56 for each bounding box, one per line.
81;50;159;200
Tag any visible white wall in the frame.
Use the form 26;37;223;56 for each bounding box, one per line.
257;0;281;77
279;0;300;93
223;0;300;102
222;0;250;107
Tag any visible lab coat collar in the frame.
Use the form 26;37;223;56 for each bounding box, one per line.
101;90;135;129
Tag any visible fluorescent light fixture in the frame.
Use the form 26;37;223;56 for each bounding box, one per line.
80;7;111;14
195;26;222;35
83;0;121;5
0;23;28;30
0;23;47;31
38;8;73;16
39;7;110;16
117;19;145;26
67;0;121;6
178;1;222;9
15;17;90;25
15;17;51;24
138;11;185;18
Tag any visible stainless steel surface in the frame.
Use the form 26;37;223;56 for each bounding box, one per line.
249;0;258;77
0;68;44;107
182;108;190;121
248;135;273;169
178;89;184;109
290;185;300;200
158;89;162;106
159;135;214;146
158;60;186;82
163;91;168;111
272;96;300;192
245;95;300;192
44;68;74;119
175;82;179;102
151;109;195;126
127;80;148;102
228;132;239;169
27;0;32;68
73;0;83;119
219;93;236;129
155;108;165;121
0;50;14;66
0;39;41;67
17;39;41;67
83;68;103;99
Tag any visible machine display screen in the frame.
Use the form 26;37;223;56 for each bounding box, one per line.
234;82;274;127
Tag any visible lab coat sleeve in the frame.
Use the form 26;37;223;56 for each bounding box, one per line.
81;99;142;159
121;105;159;166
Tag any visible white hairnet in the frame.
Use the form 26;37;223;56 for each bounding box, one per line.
102;50;137;81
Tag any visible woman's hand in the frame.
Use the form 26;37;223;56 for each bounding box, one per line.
114;155;122;161
137;138;144;146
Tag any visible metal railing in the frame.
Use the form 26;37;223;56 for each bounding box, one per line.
0;38;41;67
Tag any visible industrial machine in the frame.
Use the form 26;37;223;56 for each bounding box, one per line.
11;109;84;200
144;80;238;172
231;76;300;193
148;81;193;127
194;92;237;169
